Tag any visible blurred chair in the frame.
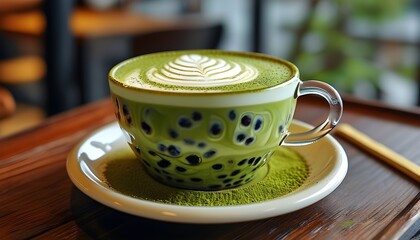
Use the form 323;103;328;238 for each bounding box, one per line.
0;0;46;137
0;55;46;137
132;20;224;55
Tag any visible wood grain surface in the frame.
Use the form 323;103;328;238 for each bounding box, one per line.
1;96;419;239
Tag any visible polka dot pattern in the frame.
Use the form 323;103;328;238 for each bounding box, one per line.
112;95;292;190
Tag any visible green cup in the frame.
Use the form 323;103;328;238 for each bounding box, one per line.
109;50;342;190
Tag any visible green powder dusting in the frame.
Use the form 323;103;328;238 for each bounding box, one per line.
103;146;308;206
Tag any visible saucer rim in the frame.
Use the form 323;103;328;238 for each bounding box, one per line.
66;120;348;224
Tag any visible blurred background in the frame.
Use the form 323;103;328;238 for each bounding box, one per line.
0;0;419;137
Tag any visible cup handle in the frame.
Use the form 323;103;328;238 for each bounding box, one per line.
283;80;343;146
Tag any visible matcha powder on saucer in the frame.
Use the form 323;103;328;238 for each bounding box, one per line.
103;147;308;206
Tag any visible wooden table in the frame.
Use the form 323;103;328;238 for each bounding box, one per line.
1;96;419;239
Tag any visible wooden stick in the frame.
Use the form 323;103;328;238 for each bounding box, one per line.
335;123;420;183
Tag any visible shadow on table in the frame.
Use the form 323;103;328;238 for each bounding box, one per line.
70;187;249;239
69;184;359;239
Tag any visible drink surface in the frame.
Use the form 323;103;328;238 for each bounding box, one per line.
110;50;297;93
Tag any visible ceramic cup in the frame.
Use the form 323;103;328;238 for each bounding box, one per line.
108;50;343;190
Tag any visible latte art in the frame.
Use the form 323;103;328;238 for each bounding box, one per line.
146;54;259;87
113;50;296;93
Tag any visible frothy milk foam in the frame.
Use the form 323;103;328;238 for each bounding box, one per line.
114;50;296;93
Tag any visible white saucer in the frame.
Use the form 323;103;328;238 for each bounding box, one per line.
67;120;347;224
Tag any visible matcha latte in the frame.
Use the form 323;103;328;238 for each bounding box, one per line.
109;50;343;190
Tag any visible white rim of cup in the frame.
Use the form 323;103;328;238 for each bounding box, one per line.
109;77;300;107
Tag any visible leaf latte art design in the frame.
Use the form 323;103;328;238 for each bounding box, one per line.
146;54;259;87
